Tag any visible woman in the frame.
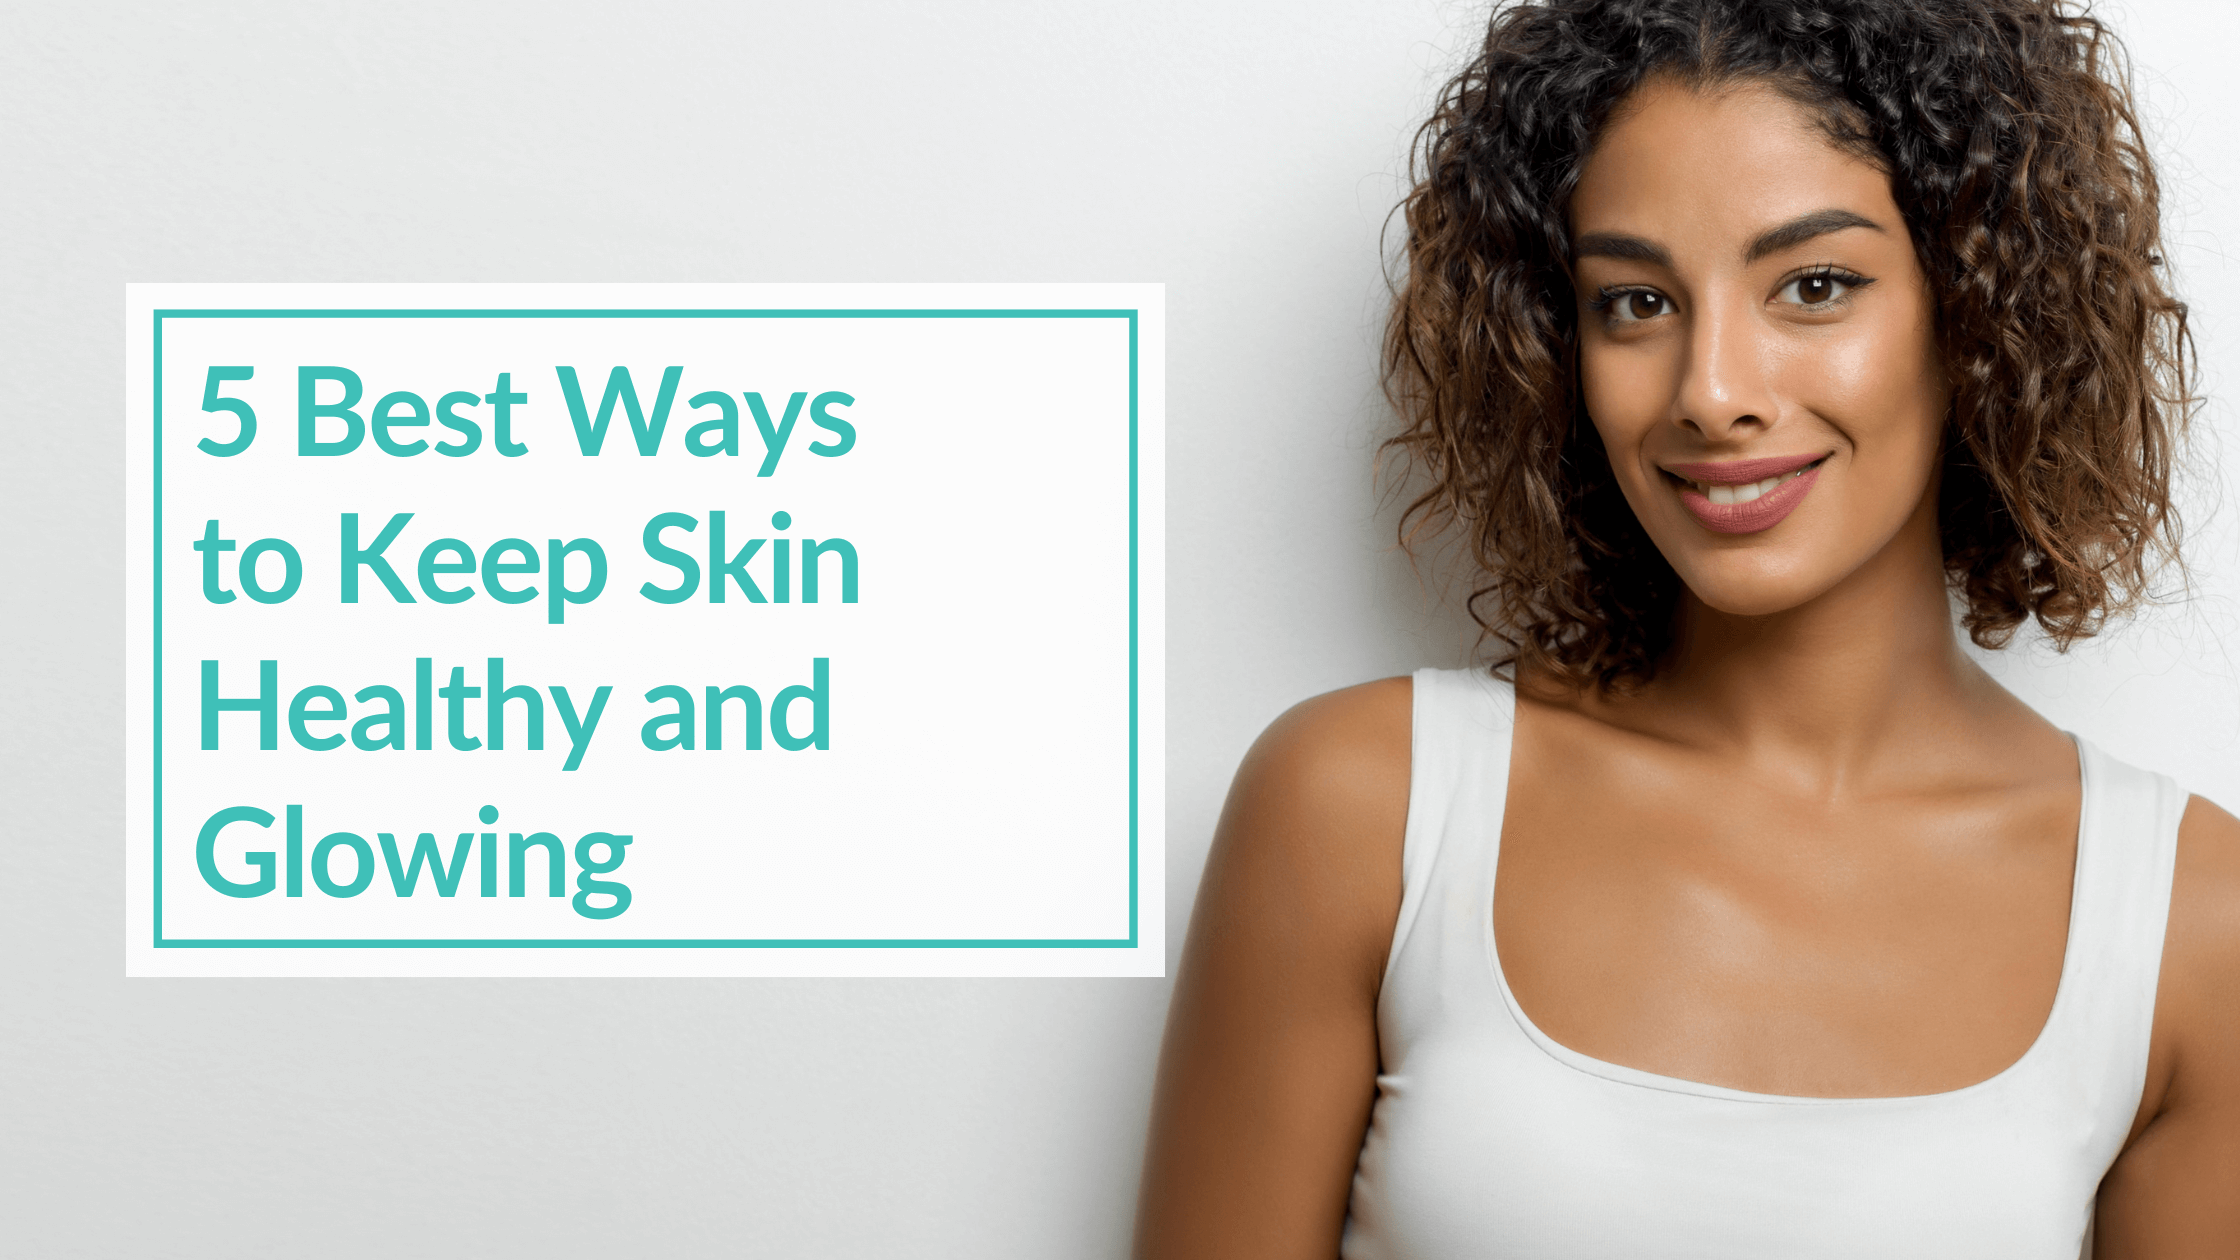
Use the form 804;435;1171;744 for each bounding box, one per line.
1135;1;2240;1256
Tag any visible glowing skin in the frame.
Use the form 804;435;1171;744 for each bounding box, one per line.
1136;74;2240;1260
1570;80;1950;618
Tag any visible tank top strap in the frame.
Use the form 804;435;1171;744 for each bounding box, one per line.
2037;737;2185;1139
1380;668;1516;1027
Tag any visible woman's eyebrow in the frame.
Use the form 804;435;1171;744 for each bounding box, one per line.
1744;208;1884;262
1573;209;1884;269
1573;233;1672;267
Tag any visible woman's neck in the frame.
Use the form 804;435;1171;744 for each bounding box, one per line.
1621;492;2020;787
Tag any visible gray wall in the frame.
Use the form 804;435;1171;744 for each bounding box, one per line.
7;2;2236;1256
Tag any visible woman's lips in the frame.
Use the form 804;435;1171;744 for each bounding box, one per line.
1662;454;1828;535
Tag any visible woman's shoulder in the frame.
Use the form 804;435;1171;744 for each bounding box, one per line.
1228;675;1414;832
2162;793;2240;1071
2103;792;2240;1231
1253;666;1519;763
1139;678;1423;1254
1253;673;1414;756
1202;676;1415;969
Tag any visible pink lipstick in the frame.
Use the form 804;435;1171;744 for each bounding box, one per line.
1661;453;1829;535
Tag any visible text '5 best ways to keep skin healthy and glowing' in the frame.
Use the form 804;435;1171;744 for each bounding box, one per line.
125;283;1166;977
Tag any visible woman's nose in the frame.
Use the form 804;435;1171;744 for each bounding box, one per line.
1672;298;1778;440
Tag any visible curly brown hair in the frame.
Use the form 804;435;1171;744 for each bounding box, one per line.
1384;0;2192;690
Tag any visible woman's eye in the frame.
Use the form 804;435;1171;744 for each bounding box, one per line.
1778;273;1853;307
1609;290;1668;322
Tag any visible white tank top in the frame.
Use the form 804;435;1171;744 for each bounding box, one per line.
1342;667;2184;1260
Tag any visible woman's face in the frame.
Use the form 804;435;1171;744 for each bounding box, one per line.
1570;78;1948;618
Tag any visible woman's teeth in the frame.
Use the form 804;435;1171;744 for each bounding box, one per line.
1691;466;1811;505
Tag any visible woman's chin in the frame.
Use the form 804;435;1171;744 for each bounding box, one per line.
1671;560;1837;620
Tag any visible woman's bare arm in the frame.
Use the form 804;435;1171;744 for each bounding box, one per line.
1134;678;1413;1259
2095;795;2240;1258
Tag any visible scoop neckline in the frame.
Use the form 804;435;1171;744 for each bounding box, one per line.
1478;677;2093;1108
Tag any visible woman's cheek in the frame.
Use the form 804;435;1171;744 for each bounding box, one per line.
1801;313;1938;443
1799;328;1943;518
1580;351;1665;460
1786;326;1877;420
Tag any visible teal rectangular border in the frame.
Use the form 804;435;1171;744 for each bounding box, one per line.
151;307;1141;949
